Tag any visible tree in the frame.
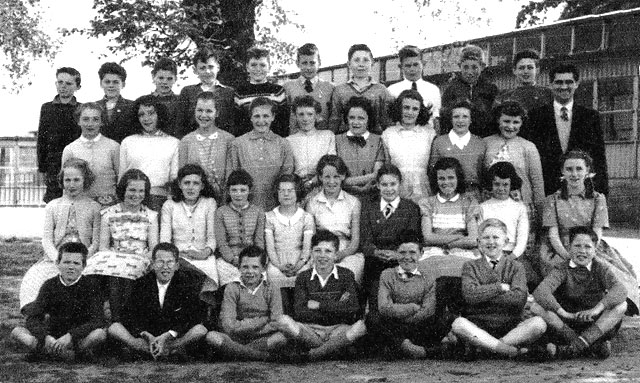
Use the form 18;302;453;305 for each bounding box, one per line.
81;0;302;86
1;0;58;92
516;0;640;27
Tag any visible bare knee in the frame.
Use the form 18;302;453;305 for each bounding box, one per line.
276;315;299;336
451;317;470;335
613;301;628;316
206;331;227;347
529;316;548;334
192;324;209;338
345;320;366;342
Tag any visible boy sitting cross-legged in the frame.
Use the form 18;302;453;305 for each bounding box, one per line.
11;242;106;362
206;246;290;361
533;226;628;359
278;229;367;360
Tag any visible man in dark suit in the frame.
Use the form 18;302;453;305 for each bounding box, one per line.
523;63;609;196
108;243;207;359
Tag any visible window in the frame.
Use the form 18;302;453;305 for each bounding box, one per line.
545;27;571;57
489;38;512;66
371;60;381;82
423;50;442;76
332;67;349;84
574;22;603;53
0;147;12;167
608;16;640;50
384;57;401;82
18;147;37;169
574;80;594;109
597;77;635;142
515;34;541;55
318;70;332;82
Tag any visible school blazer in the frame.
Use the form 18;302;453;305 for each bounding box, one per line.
523;103;609;196
95;96;136;144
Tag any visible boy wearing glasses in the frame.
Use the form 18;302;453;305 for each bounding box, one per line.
109;243;207;360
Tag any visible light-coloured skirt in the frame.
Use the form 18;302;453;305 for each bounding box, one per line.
419;247;480;280
266;262;311;289
19;258;59;310
83;250;150;280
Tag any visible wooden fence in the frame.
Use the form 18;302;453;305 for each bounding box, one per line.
0;171;45;207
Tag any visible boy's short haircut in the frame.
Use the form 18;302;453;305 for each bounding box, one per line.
57;241;89;265
376;163;403;183
347;44;373;62
478;218;508;236
460;45;485;64
398;45;422;63
98;62;127;82
238;245;268;267
568;226;598;245
226;169;254;190
152;57;178;76
297;43;320;63
152;242;179;261
192;48;219;67
56;67;82;87
246;46;270;64
196;91;217;103
549;63;580;82
311;229;340;252
512;49;540;68
249;96;276;115
396;228;423;249
292;95;321;114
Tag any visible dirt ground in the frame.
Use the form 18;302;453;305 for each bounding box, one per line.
2;238;640;383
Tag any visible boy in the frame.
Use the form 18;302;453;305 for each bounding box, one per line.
147;57;184;138
11;242;106;361
495;49;553;113
95;62;136;143
279;229;366;360
442;45;498;137
283;43;335;132
330;44;393;134
387;45;441;129
109;243;207;360
206;246;289;361
179;48;235;135
37;67;82;203
233;46;288;137
365;229;443;359
450;219;547;359
533;226;628;359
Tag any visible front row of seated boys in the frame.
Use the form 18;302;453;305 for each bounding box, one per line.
11;222;627;362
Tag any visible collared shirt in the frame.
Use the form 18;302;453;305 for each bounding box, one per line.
396;265;421;278
346;130;370;141
157;280;170;308
307;190;358;247
436;193;460;203
569;259;593;271
311;265;339;288
196;131;219;141
247;129;278;141
380;197;401;215
448;130;471;150
298;76;319;85
485;255;502;268
200;80;221;92
347;77;376;92
52;95;79;106
387;78;441;118
239;278;265;295
554;100;573;152
79;133;102;144
59;275;82;287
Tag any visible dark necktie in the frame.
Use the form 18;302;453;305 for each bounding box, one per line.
347;135;366;148
304;79;313;93
404;271;415;279
383;203;392;219
491;260;499;269
411;81;417;91
560;106;569;122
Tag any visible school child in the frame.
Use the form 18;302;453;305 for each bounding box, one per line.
95;62;136;143
206;246;289;361
366;229;444;359
37;67;82;203
330;44;393;134
147;57;183;138
12;242;106;362
495;49;553;113
178;91;235;200
279;230;366;360
283;43;335;132
387;45;441;129
179;48;235;135
534;227;628;359
442;45;499;138
215;170;266;287
233;46;288;137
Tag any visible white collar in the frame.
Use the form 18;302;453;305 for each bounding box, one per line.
196;130;219;140
239;278;265;295
396;265;421;276
200;80;220;91
156;279;171;290
554;99;574;113
272;206;304;226
79;134;102;143
346;130;370;141
448;130;471;149
59;275;82;287
402;78;424;86
436;193;460;203
311;265;339;284
299;76;319;85
380;197;401;212
569;260;592;271
485;255;502;267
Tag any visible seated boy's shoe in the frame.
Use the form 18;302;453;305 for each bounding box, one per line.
548;343;578;360
400;339;427;359
515;345;551;362
590;340;612;359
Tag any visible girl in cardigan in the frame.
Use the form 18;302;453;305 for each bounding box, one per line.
160;163;219;304
19;158;101;311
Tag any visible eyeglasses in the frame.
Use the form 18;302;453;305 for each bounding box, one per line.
154;260;176;268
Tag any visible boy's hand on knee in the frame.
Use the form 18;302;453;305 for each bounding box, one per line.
53;333;72;354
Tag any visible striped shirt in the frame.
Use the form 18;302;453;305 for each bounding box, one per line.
419;193;480;235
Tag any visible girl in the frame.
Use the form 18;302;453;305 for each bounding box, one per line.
382;89;436;202
215;169;266;287
83;169;159;321
305;154;364;282
335;96;386;197
480;162;528;258
160;164;219;304
19;158;101;311
429;100;486;199
286;95;336;195
228;97;294;211
265;173;315;289
119;95;179;211
540;150;638;314
360;164;421;310
179;91;235;202
62;102;120;206
420;157;481;279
